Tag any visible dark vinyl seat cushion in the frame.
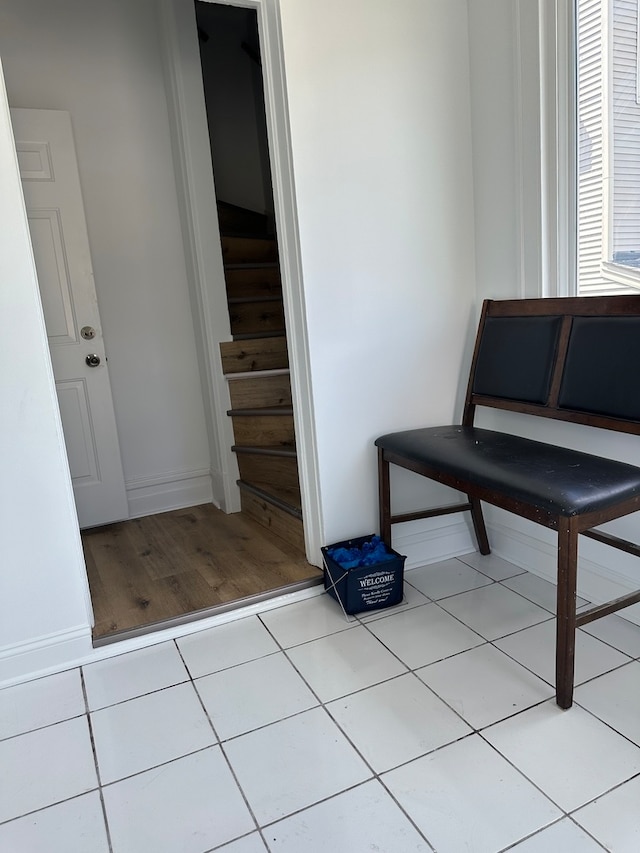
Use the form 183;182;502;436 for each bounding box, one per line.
375;426;640;517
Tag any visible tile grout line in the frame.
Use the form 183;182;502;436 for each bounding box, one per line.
172;637;268;849
2;559;640;849
82;666;114;853
221;613;438;849
495;813;609;853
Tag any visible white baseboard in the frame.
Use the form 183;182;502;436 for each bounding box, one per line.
0;625;93;689
393;516;476;570
126;467;213;518
0;585;325;690
487;518;640;627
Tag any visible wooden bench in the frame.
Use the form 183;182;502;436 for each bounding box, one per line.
376;295;640;709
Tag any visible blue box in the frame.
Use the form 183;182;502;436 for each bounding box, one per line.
322;535;405;616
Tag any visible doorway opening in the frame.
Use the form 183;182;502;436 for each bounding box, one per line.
197;2;307;557
82;0;320;643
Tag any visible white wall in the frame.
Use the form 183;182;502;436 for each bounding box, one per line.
467;0;520;301
0;66;93;681
0;0;213;515
278;0;478;559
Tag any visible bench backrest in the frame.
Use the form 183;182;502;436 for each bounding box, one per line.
464;296;640;435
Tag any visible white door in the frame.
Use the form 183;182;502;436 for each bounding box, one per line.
10;108;129;529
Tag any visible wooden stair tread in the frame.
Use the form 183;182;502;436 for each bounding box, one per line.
224;261;279;270
233;444;297;458
238;479;302;516
219;210;304;550
228;294;282;304
220;336;288;374
227;406;293;417
232;331;284;341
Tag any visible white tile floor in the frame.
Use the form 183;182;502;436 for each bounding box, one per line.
1;553;640;852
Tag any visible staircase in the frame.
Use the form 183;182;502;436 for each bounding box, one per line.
218;203;304;552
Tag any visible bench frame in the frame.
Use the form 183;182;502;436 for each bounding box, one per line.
378;296;640;709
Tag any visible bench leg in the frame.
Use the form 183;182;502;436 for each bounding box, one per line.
378;447;392;548
556;518;578;709
469;497;490;555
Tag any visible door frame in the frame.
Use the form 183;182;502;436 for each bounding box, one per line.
158;0;323;563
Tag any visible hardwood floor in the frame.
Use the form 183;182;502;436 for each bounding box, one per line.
82;503;321;641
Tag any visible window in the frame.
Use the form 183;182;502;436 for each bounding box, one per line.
577;0;640;294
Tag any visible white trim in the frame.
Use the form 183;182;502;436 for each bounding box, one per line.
538;0;577;297
159;0;323;564
125;467;213;518
158;0;240;513
601;259;640;289
513;1;529;299
515;0;577;298
602;0;615;270
0;625;93;688
393;517;476;571
252;0;323;564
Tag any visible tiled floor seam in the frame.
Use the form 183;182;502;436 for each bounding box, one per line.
80;666;115;853
217;739;265;845
0;711;87;745
476;729;574;818
85;676;192;713
253;777;436;852
478;719;640;824
0;789;101;830
172;636;265;844
566;768;640;816
495;814;609;853
420;585;555;642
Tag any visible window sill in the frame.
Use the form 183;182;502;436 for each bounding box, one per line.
600;262;640;292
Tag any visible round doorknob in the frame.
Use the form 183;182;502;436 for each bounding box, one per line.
85;354;101;368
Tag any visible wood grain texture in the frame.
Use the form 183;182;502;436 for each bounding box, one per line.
239;488;305;550
230;412;295;446
229;300;285;337
220;336;288;374
225;265;281;299
235;452;300;491
82;503;318;639
228;373;292;409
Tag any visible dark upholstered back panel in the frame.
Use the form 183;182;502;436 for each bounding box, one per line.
559;317;640;421
472;316;562;404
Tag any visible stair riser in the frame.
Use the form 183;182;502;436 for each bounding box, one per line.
231;415;295;447
222;235;278;264
225;266;281;300
230;301;285;337
236;455;300;492
220;337;288;374
228;374;292;409
240;490;305;551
